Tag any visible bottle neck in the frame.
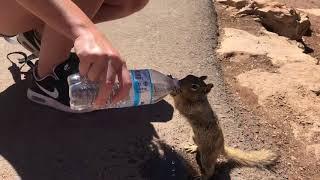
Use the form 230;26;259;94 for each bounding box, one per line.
166;74;180;92
172;78;180;91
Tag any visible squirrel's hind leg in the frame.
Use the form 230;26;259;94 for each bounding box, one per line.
200;152;218;180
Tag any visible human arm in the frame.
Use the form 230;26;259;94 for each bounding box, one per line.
16;0;132;106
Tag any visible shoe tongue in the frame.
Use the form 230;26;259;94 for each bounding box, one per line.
54;53;80;80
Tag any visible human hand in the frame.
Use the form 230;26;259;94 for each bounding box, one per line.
74;30;132;108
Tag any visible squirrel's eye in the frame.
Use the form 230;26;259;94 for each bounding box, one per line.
191;84;200;91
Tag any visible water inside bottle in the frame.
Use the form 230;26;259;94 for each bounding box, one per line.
68;69;179;111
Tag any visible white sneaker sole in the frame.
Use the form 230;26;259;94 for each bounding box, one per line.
27;89;92;113
17;33;40;57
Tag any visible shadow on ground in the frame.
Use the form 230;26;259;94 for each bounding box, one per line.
194;149;236;180
211;161;237;180
0;68;196;180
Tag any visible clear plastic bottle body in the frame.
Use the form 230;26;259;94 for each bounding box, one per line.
67;69;179;111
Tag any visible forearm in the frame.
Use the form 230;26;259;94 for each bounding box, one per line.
16;0;97;40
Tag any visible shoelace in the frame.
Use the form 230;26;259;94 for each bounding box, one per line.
7;51;36;69
6;51;37;83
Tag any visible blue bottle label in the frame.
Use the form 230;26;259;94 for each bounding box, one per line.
130;70;153;106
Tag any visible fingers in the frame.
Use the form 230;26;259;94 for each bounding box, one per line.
87;60;105;82
80;56;132;108
93;60;117;108
94;68;108;107
79;60;91;77
106;60;117;87
111;64;132;104
74;32;132;108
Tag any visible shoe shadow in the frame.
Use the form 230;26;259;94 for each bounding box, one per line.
0;78;195;180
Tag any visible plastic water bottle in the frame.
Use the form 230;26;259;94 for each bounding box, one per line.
67;69;180;111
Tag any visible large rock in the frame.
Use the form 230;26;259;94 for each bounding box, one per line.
217;0;311;40
255;5;311;40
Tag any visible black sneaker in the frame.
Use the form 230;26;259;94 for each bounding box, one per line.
27;53;82;113
17;30;41;57
0;34;18;44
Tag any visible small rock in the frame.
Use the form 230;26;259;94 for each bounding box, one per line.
297;42;305;49
253;17;261;22
217;0;250;9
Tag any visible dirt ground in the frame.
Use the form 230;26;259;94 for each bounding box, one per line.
215;0;320;179
0;0;225;180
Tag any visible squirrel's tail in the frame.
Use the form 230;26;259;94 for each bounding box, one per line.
224;146;278;167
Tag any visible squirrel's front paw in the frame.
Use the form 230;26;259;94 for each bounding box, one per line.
184;143;198;154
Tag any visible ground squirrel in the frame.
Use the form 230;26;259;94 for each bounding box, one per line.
171;75;278;179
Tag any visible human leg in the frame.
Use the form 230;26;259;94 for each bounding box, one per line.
93;0;149;23
37;0;149;77
37;0;105;77
0;0;42;36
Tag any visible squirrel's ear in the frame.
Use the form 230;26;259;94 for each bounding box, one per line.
200;76;207;81
205;83;213;94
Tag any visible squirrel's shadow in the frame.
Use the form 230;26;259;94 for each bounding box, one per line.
195;151;235;180
211;161;236;180
196;152;274;180
0;66;195;180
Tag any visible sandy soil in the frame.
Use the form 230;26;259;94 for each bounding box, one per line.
0;0;240;180
215;0;320;179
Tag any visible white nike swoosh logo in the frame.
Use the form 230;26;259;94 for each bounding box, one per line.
35;82;59;99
